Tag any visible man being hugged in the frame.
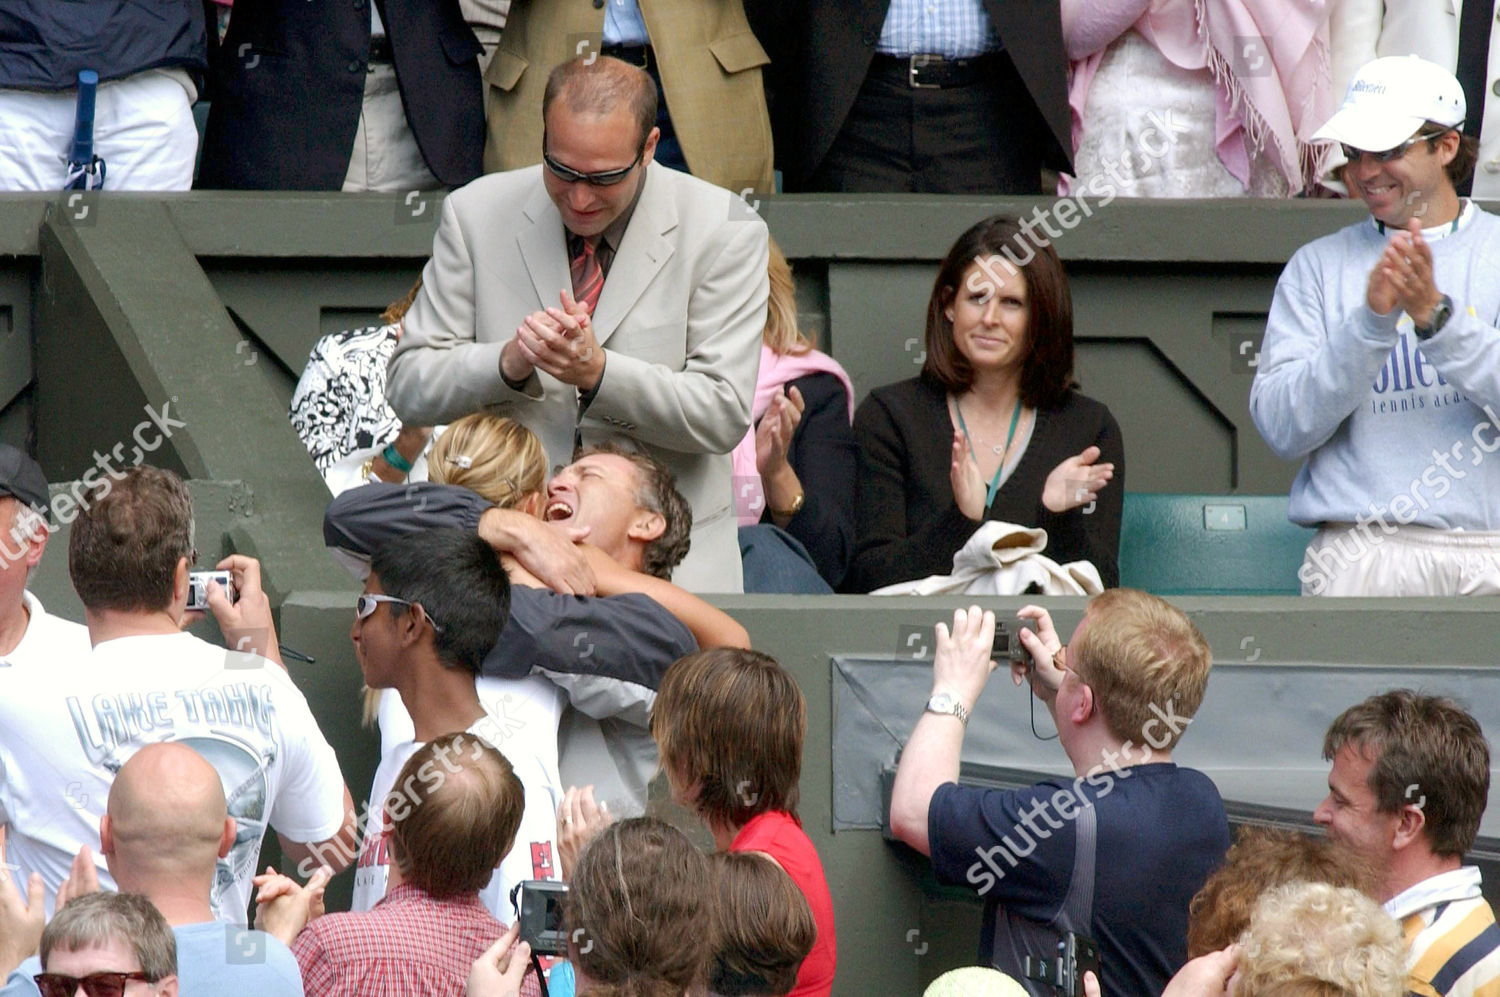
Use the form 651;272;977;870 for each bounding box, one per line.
890;592;1229;997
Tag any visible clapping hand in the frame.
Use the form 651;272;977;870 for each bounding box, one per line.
513;290;606;390
1042;446;1113;514
253;864;331;946
755;386;805;478
557;785;613;882
1368;221;1443;326
950;429;988;521
0;825;45;977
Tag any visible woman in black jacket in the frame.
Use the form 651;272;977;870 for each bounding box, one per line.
845;215;1124;592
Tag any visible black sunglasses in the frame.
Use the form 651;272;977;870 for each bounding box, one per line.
35;972;153;997
542;149;642;187
1340;130;1449;164
541;129;647;187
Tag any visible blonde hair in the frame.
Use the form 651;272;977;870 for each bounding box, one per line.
1236;883;1406;997
428;413;547;510
362;412;544;726
382;276;423;326
1070;588;1212;751
763;238;812;357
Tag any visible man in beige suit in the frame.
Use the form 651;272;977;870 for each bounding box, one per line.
387;55;769;594
482;0;774;197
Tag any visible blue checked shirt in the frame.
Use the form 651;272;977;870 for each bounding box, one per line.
602;0;651;47
877;0;1001;59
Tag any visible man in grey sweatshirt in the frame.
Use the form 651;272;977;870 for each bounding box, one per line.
1251;55;1500;596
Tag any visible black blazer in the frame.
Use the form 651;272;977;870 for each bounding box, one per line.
197;0;483;190
747;0;1072;189
845;376;1124;593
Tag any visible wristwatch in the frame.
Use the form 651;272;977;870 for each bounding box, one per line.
925;691;969;726
1415;294;1454;341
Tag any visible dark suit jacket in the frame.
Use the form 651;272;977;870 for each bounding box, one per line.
197;0;483;190
747;0;1072;189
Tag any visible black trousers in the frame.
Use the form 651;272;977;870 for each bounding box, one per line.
809;51;1046;194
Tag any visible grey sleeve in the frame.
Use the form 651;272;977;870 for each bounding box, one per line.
322;482;492;557
485;589;697;723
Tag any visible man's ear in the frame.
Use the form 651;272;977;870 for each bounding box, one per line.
172;557;191;611
627;509;666;545
156;973;179;997
400;605;427;648
640;125;662;166
99;815;114;857
22;521;47;571
1392;801;1428;852
1437;128;1461;167
1069;684;1094;728
218;817;237;860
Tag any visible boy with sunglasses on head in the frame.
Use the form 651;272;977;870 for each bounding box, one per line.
345;528;563;945
1252;55;1500;597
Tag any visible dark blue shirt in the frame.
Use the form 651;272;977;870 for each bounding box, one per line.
929;762;1229;997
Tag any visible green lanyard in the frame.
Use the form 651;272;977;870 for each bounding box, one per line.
954;397;1023;511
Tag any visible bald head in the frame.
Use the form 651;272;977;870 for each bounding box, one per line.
105;744;231;883
543;55;658;148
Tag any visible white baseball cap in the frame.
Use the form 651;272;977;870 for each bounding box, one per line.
1312;55;1466;152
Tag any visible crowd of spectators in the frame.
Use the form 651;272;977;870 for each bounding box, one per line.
8;0;1500;197
5;3;1500;996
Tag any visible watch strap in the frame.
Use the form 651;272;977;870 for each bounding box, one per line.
925;693;970;726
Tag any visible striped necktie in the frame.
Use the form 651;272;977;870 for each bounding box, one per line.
570;235;605;313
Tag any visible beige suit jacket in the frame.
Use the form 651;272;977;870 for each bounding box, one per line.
386;163;769;592
482;0;775;196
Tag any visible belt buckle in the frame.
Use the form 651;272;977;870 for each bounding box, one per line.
908;54;941;89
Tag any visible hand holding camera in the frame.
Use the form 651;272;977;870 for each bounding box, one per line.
188;554;284;668
1013;604;1067;703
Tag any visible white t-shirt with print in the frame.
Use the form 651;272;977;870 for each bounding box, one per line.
352;676;566;920
0;631;347;922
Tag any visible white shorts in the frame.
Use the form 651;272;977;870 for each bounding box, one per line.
0;68;198;191
1301;522;1500;596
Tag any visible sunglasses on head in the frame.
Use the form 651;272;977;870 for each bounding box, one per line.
1340;129;1449;164
355;593;444;633
35;972;152;997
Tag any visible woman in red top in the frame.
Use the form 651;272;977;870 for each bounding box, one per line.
650;648;837;997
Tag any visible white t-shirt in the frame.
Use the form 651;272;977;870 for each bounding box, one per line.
0;631;347;922
352;677;566;919
0;592;90;670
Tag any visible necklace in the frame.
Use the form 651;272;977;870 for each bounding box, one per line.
954;396;1024;510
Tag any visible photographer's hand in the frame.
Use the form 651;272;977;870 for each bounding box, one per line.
1014;604;1065;703
931;605;998;710
210;555;284;669
468;923;532;997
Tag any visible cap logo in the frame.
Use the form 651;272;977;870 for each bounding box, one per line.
1352;81;1387;94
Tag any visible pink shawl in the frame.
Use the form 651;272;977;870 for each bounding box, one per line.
730;344;856;525
1062;0;1333;193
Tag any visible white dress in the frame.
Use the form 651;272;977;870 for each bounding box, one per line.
1072;29;1291;198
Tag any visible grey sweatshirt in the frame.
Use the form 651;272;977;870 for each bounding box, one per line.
1250;205;1500;530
